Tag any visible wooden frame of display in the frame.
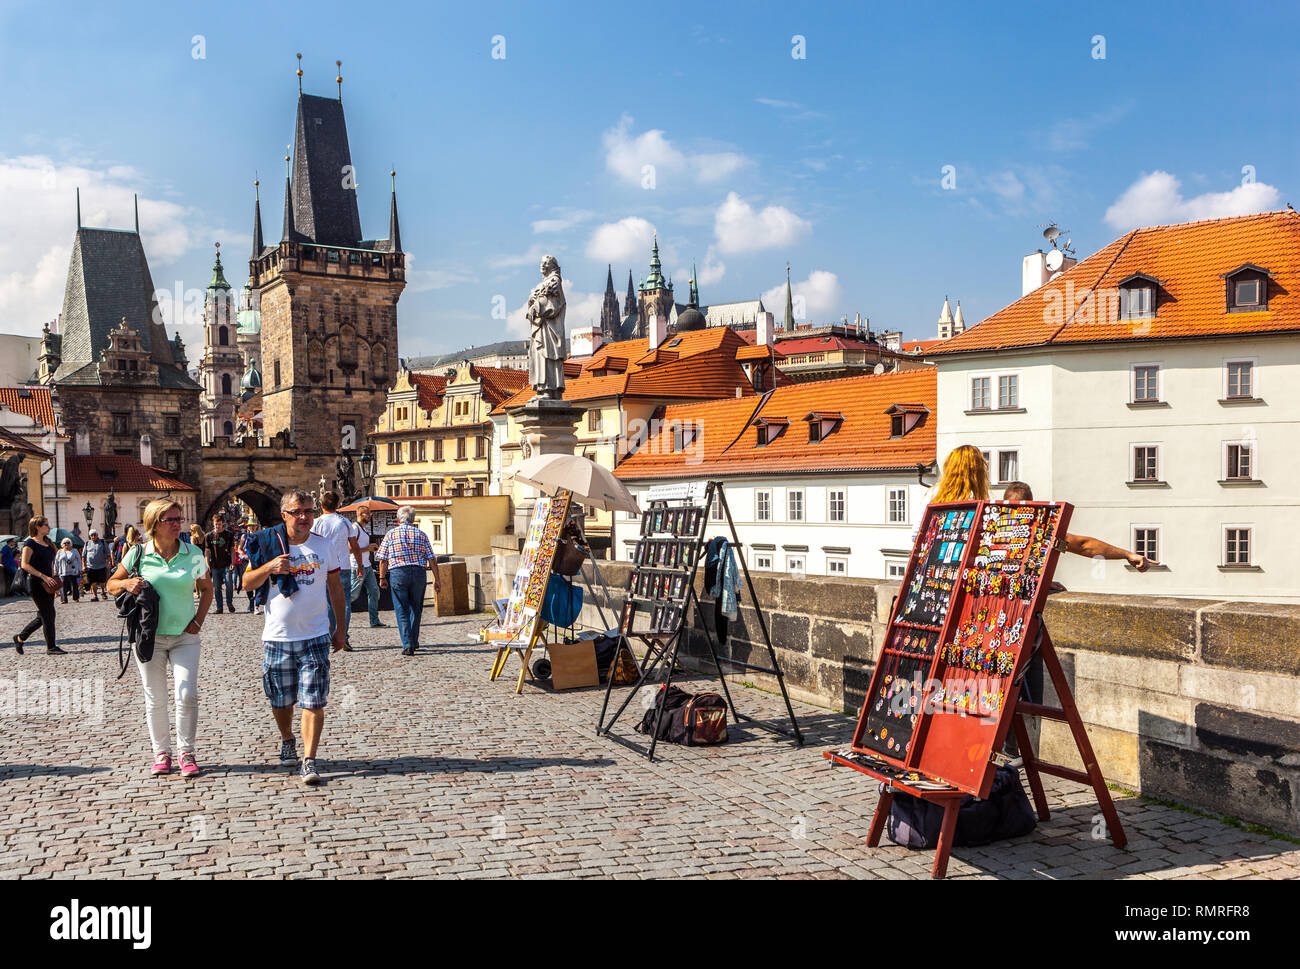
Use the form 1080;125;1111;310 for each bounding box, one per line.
824;500;1127;877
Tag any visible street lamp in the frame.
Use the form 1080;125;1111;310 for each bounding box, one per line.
359;444;377;498
83;500;94;532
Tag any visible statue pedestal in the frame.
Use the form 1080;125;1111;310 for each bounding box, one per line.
512;396;583;533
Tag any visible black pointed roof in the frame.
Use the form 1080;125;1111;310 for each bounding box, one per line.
599;265;621;337
387;187;402;254
291;93;364;246
251;185;264;258
53;226;199;389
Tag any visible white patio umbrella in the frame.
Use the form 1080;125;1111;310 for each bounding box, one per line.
505;453;640;514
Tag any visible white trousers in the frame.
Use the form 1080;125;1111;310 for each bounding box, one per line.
135;631;201;756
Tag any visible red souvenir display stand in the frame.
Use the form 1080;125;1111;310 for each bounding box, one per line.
826;500;1127;878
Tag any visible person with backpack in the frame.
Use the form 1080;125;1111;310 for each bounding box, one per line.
107;498;214;780
205;514;239;614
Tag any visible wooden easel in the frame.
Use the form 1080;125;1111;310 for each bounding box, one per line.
487;621;550;694
832;623;1127;878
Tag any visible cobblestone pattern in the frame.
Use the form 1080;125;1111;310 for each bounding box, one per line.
1;597;1297;880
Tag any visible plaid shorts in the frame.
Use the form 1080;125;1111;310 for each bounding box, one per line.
262;634;332;710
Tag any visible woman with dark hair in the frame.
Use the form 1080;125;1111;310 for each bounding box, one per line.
12;517;65;654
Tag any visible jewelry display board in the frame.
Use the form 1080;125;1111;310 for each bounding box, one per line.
825;499;1127;877
488;489;573;692
598;480;802;761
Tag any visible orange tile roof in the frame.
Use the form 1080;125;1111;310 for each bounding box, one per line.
901;338;948;354
735;344;785;361
615;368;936;480
0;386;56;428
67;455;197;493
934;210;1300;355
469;365;528;407
410;373;447;411
494;327;763;414
0;426;51;457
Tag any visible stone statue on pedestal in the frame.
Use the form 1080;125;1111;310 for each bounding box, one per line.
335;452;356;502
10;475;30;540
103;489;118;537
525;255;567;398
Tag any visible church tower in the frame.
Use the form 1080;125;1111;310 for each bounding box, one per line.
198;245;241;442
249;64;405;454
598;265;621;340
637;236;674;339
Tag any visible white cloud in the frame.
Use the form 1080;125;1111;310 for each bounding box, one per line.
531;208;595;234
602;115;749;188
713;192;811;255
505;284;604;339
1104;171;1281;231
762;270;843;324
404;254;479;294
0;154;224;336
585;217;659;264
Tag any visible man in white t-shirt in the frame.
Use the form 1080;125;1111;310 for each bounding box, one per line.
312;491;364;650
243;489;347;786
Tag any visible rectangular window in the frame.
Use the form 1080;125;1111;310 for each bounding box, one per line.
408;481;424;497
1235;279;1259;306
886;560;907;580
1133;365;1160;402
456;437;466;460
787;489;804;522
475;482;486;497
1133;527;1159;563
971;377;991;410
1224;527;1251;566
476;437;487;459
432;522;443;542
887;487;907;524
392;442;404;464
385;482;402;497
786;556;806;576
112;414;130;436
588;410;602;432
1125;286;1153;318
416;440;427;462
165;451;181;473
828;489;846;523
430;482;441;497
1226;443;1253;480
757;424;770;446
164;416;180;436
997;450;1019;484
274;360;280;388
433;438;443;461
1133;445;1159;482
755;555;773;571
756;490;772;522
998;374;1019;409
827;557;847;576
710;491;723;521
1226;361;1253;399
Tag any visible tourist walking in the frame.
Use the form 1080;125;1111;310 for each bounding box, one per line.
107;498;214;779
82;529;111;601
375;505;440;656
112;525;143;569
236;521;257;613
54;538;82;604
11;517;65;654
2;537;18;596
352;507;384;628
205;514;238;614
243;490;347;786
311;492;363;650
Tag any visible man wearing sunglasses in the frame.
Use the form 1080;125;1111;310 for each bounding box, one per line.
243;490;347;786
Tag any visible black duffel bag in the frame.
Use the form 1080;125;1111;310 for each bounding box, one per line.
884;766;1037;849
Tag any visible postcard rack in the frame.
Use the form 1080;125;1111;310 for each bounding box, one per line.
824;500;1127;877
597;480;803;761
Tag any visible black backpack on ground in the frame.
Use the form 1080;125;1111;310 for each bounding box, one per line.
635;685;729;745
884;766;1037;849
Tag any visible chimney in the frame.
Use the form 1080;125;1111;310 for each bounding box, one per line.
569;325;603;359
139;433;153;467
1022;251;1049;296
756;311;775;346
647;314;666;351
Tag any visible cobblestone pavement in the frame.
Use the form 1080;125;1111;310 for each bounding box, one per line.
1;595;1297;880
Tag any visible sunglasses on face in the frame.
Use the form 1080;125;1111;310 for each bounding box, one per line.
284;508;314;518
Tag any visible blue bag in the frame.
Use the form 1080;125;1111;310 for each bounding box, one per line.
540;574;583;628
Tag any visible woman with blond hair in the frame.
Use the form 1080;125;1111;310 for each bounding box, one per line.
932;444;990;503
107;498;214;779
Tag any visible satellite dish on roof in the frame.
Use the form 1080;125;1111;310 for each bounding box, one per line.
1043;224;1060;245
1045;249;1064;272
873;363;886;375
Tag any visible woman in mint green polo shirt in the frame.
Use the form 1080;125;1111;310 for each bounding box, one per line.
107;498;214;780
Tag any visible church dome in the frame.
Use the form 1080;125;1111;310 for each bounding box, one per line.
240;357;262;393
674;306;706;332
237;282;261;335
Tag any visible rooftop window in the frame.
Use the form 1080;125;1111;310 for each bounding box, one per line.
1223;264;1271;313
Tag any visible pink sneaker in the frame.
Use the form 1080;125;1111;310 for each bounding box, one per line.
178;752;200;780
152;752;172;776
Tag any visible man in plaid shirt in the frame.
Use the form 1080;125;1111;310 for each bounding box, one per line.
375;506;441;655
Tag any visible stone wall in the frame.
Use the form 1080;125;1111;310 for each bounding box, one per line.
571;560;1300;836
59;383;202;490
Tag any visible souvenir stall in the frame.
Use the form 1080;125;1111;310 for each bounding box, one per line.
826;500;1127;877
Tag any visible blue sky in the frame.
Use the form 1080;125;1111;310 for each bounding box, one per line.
2;0;1296;358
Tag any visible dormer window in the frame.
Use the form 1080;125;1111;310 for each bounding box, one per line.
804;411;844;443
754;417;788;447
1223;264;1271;313
1117;273;1161;320
884;403;929;438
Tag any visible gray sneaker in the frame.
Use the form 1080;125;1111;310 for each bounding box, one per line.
301;757;321;786
279;738;298;765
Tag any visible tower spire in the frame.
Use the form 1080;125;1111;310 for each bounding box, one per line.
784;261;794;331
296;52;303;96
76;187;81;228
689;262;699;307
388;170;402;253
599;264;620;338
336;60;343;101
133;193;139;234
281;151;294;242
252;178;264;258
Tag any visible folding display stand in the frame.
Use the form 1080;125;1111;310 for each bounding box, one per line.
597;480;803;761
825;500;1127;878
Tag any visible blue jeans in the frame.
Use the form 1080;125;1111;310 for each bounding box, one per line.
353;566;381;625
388;566;426;651
212;567;237;611
328;569;353;639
